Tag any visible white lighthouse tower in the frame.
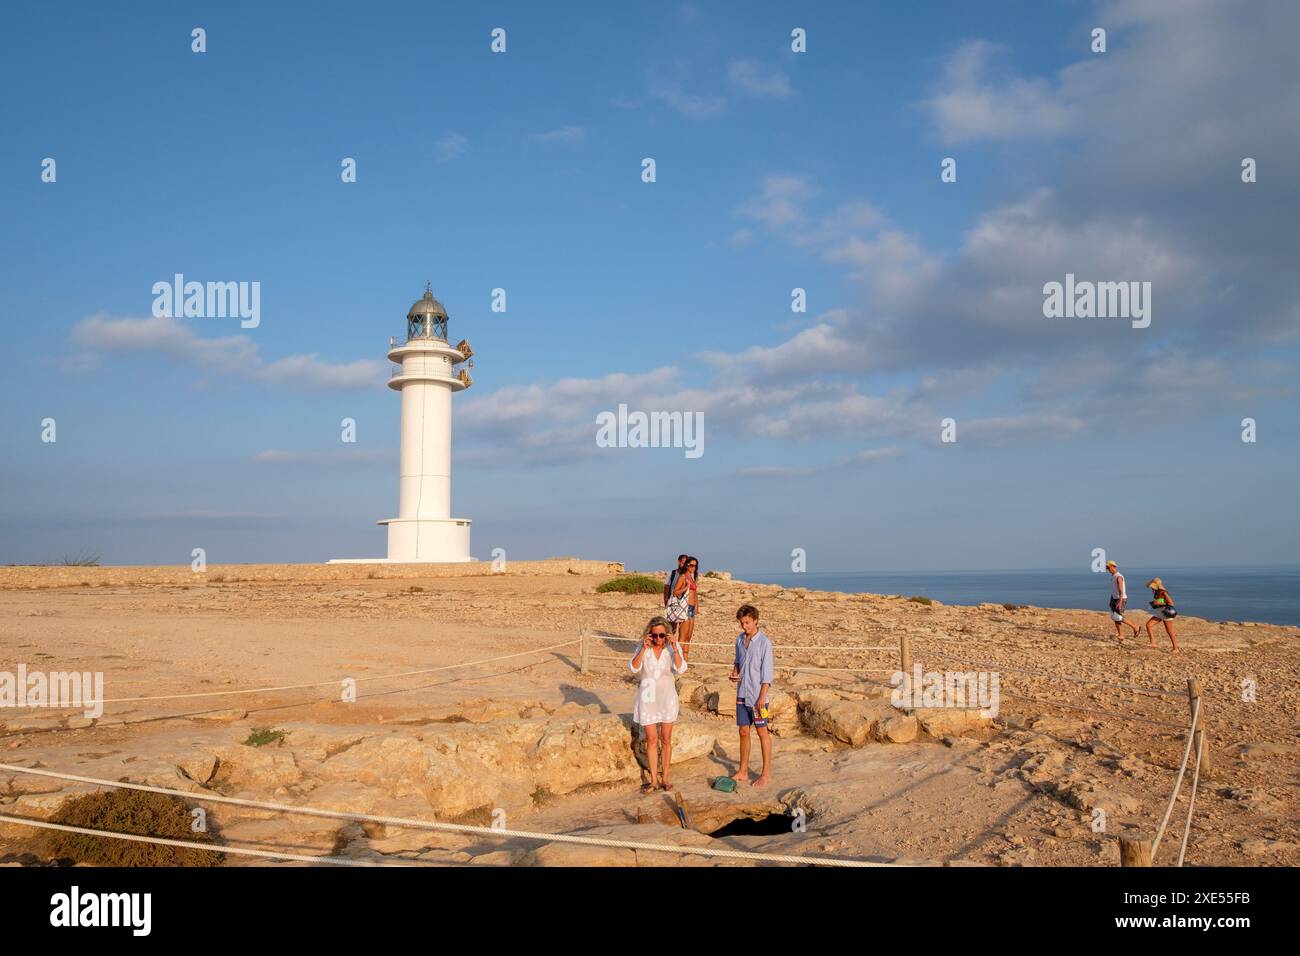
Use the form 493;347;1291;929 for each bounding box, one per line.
380;284;475;562
331;284;475;564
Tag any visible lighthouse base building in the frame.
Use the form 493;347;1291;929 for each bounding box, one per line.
330;285;474;564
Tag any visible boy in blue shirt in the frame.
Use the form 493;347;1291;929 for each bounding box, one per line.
729;604;774;787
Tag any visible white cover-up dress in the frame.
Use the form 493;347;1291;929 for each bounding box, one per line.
629;645;688;725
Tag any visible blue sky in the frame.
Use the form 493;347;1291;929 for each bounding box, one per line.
2;0;1297;573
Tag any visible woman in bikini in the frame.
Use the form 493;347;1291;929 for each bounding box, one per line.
629;616;687;792
671;556;700;660
1144;577;1181;653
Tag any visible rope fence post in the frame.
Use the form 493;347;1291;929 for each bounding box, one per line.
899;632;912;704
1119;834;1153;867
1186;678;1209;779
580;625;590;675
1186;678;1207;775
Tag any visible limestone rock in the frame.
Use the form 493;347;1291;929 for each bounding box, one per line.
631;719;716;766
708;690;737;718
1240;838;1295;857
879;715;919;744
914;708;992;739
798;693;895;747
1018;751;1067;786
469;849;520;866
178;753;220;785
521;840;637;867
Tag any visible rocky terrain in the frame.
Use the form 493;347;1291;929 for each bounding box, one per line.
0;559;1296;866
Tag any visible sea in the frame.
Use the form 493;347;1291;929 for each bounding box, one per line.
732;566;1300;628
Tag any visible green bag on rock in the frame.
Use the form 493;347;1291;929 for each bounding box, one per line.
712;776;737;793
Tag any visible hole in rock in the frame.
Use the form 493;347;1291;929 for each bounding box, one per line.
705;812;802;838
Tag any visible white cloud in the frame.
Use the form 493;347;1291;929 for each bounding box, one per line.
68;314;385;391
921;40;1074;144
727;58;793;99
252;448;393;465
532;125;587;144
736;174;817;230
645;64;726;118
845;447;902;464
435;132;468;161
738;465;813;478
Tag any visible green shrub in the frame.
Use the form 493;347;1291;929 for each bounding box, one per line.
595;575;663;594
41;790;221;867
243;727;286;747
907;595;933;605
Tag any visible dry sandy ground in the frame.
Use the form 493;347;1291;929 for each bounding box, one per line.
0;561;1296;867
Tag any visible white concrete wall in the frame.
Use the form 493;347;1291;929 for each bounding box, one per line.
397;379;452;519
385;517;472;562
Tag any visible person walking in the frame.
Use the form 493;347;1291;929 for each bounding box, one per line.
629;616;688;792
663;554;688;610
670;556;700;659
1144;577;1181;653
1106;560;1140;640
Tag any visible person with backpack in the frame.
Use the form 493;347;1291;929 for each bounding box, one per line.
667;556;699;659
1105;560;1140;640
1144;577;1181;653
663;554;688;610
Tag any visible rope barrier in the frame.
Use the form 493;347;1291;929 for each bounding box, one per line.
919;650;1177;698
589;656;896;677
595;636;896;651
0;763;898;868
997;691;1185;729
1151;699;1200;859
1176;728;1204;868
0;814;407;867
9;639;580;709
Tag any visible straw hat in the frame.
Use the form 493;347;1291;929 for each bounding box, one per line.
1105;560;1117;568
1146;577;1164;589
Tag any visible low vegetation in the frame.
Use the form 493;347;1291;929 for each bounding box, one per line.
907;595;933;605
42;790;221;867
243;727;286;748
596;575;663;594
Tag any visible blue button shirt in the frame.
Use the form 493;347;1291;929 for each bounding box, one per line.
734;630;774;703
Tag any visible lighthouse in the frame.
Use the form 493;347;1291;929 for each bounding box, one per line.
332;285;474;563
381;284;475;561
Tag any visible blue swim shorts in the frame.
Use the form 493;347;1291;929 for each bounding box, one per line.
735;698;769;729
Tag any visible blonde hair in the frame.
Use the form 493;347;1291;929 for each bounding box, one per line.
642;616;670;639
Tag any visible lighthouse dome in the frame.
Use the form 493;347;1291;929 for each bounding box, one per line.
407;288;449;320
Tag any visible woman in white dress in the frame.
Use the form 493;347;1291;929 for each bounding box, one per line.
630;615;688;793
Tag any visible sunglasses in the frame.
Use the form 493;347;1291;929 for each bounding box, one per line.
650;632;668;639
